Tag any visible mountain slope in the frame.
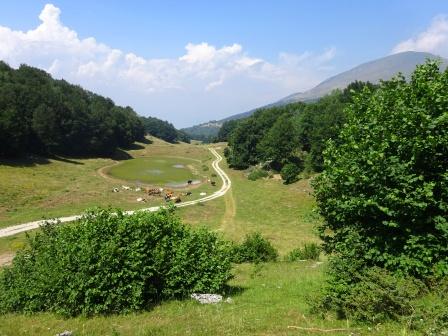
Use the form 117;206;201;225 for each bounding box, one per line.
183;51;447;139
278;51;447;104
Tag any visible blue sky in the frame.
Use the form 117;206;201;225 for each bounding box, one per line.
1;1;448;127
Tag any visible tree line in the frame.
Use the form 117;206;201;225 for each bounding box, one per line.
0;62;189;158
140;116;190;143
223;81;376;178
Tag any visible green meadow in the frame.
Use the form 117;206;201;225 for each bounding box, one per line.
0;144;415;335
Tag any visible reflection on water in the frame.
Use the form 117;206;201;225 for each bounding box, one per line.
172;164;185;168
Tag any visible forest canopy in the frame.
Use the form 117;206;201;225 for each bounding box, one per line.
0;62;185;157
225;82;374;173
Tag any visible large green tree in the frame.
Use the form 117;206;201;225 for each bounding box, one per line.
257;112;300;167
314;61;448;277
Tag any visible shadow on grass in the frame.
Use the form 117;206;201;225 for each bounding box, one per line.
0;155;51;167
111;149;133;161
50;156;84;165
121;143;145;151
222;284;246;297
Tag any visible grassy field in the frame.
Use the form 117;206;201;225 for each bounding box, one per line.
0;137;218;228
0;143;417;335
0;262;413;336
107;156;201;186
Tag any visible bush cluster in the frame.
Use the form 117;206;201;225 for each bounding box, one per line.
285;243;320;261
280;163;301;184
314;258;425;323
247;168;269;181
0;208;233;316
233;232;278;263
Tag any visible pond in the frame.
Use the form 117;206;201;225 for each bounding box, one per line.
107;156;200;186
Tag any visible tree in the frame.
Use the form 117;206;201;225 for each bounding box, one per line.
257;113;300;169
313;61;448;278
296;93;346;171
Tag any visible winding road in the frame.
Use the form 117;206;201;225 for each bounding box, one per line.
0;147;231;238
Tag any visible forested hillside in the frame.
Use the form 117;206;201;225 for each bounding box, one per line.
140;116;190;143
0;62;146;157
225;81;375;175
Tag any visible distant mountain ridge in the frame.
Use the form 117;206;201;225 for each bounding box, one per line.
183;51;447;139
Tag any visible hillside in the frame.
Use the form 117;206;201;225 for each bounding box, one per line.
0;62;188;157
183;51;447;139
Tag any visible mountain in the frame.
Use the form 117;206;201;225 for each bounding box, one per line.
183;51;447;140
277;51;447;105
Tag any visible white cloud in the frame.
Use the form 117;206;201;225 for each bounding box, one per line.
0;3;337;127
392;15;448;57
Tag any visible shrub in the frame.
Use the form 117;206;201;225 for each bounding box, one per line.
285;243;320;261
409;278;448;335
247;168;269;181
202;165;209;171
233;232;278;263
314;258;425;323
0;208;233;316
280;163;300;184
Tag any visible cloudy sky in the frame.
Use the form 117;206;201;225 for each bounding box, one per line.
1;1;448;127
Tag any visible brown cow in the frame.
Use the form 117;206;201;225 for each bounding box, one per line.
146;188;161;196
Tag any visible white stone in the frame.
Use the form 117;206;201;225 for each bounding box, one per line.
191;293;223;304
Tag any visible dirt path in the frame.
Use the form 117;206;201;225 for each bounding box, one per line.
0;148;231;238
219;188;236;233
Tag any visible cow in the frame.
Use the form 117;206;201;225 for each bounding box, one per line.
146;188;162;196
187;180;193;185
211;181;216;186
185;191;192;196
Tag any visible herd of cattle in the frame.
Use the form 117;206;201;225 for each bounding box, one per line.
112;179;216;204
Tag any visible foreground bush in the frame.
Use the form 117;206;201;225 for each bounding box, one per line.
314;258;425;323
247;168;269;181
285;243;320;261
233;232;278;263
0;208;233;316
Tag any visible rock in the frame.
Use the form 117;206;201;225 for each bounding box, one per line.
56;331;73;336
199;192;207;196
225;297;233;304
191;293;222;304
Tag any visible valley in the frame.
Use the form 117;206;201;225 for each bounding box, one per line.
0;139;412;336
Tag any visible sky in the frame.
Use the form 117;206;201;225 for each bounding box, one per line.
1;1;448;127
